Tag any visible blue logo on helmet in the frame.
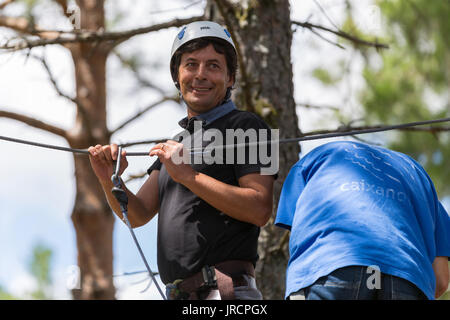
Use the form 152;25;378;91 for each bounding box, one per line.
224;29;231;38
178;27;187;40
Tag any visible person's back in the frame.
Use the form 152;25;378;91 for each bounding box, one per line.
275;141;450;300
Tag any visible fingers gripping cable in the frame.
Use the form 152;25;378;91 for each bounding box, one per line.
111;147;167;300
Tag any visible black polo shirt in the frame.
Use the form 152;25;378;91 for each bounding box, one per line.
147;101;276;284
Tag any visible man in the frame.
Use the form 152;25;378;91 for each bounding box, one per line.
275;141;450;300
88;21;276;300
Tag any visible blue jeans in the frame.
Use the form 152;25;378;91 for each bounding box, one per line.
289;266;428;300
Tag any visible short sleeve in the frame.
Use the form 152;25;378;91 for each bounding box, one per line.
435;202;450;259
147;158;162;175
274;163;306;231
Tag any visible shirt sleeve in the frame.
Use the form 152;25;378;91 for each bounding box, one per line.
435;201;450;259
147;158;162;175
274;163;306;231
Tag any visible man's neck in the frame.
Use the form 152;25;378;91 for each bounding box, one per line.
187;105;214;119
187;107;199;119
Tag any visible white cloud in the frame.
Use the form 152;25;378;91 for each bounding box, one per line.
6;271;37;299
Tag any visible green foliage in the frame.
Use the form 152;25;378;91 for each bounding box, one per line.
0;243;53;300
21;0;39;8
0;285;19;300
312;67;340;86
357;0;450;197
17;0;39;13
29;243;53;300
439;291;450;301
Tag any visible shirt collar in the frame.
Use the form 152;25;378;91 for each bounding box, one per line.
178;100;236;129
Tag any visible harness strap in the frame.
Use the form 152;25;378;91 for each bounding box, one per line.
215;268;235;300
176;260;255;300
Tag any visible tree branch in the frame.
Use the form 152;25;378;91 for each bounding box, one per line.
0;109;67;138
26;53;93;132
112;50;166;95
296;102;340;112
292;20;389;50
0;0;14;10
111;95;180;134
53;0;72;20
31;54;77;104
0;15;62;38
0;15;205;51
308;26;346;50
312;0;340;30
16;52;97;140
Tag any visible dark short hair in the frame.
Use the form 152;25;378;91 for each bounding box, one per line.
170;37;238;87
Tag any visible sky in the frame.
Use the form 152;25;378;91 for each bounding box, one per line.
0;0;448;300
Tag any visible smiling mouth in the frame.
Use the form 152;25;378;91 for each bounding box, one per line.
192;87;212;93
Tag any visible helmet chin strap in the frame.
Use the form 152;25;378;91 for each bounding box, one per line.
224;87;232;101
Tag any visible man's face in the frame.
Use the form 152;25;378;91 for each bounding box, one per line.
178;44;234;115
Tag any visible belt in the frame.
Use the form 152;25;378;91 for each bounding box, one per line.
168;260;255;300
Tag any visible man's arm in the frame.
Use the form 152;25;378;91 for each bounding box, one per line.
181;172;274;227
150;141;274;227
99;171;160;228
88;144;159;228
432;256;449;299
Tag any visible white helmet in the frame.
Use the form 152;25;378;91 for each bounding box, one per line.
170;21;237;84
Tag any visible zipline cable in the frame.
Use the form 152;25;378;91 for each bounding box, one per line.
0;117;449;156
0;134;90;154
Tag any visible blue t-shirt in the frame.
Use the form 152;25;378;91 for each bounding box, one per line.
275;141;450;300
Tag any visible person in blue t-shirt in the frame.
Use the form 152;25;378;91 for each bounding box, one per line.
275;141;450;300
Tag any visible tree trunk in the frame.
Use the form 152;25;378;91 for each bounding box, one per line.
208;0;301;299
66;0;115;300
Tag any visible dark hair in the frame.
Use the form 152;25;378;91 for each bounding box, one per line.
170;37;238;87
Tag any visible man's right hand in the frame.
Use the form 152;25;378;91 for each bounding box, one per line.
88;144;128;183
88;143;159;228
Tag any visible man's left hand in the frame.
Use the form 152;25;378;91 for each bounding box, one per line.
149;140;196;184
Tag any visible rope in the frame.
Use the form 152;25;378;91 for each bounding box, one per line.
111;146;166;300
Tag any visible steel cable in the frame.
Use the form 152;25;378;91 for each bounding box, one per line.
1;117;449;156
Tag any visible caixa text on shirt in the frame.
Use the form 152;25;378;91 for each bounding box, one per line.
340;180;407;202
172;120;279;175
